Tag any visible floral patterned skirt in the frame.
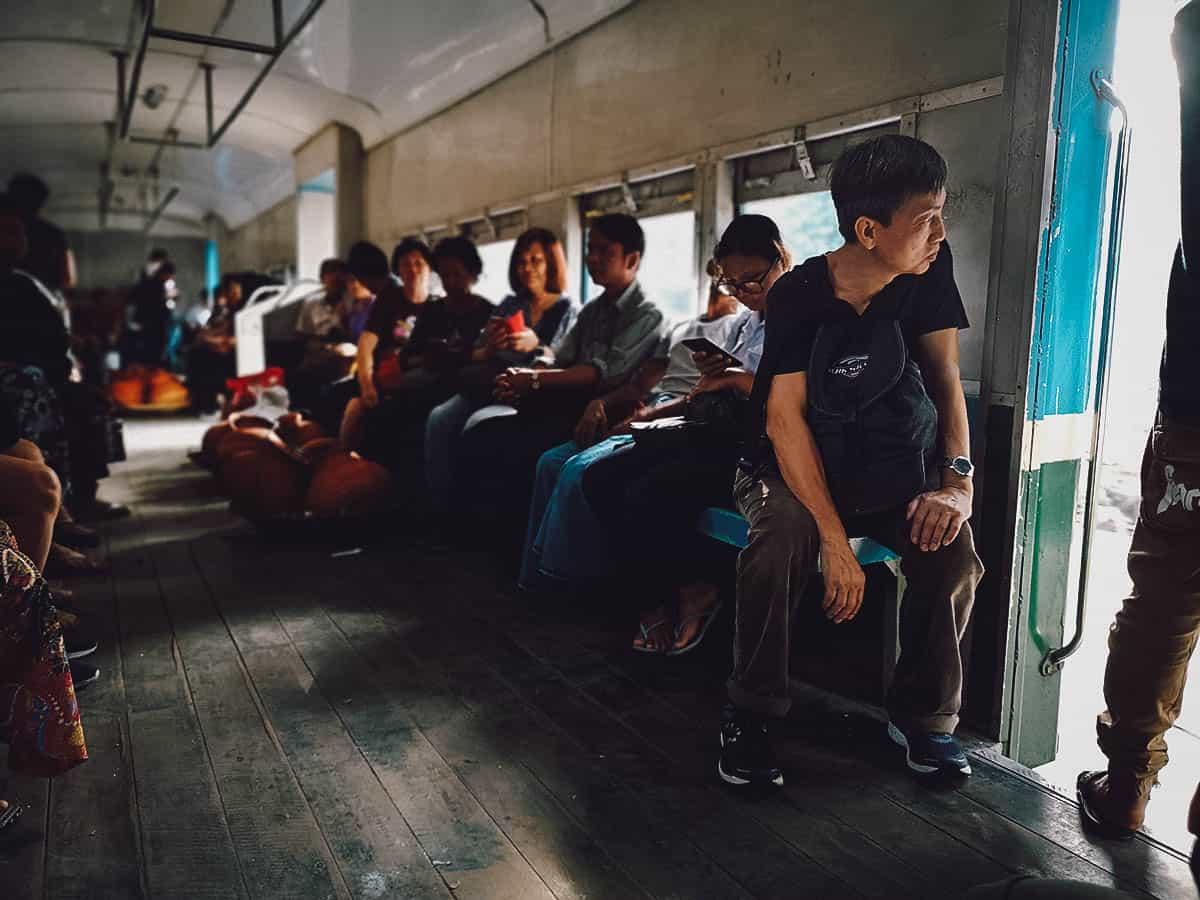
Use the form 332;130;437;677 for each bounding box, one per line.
0;521;87;777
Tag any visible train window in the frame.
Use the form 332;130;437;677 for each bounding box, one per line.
734;122;898;262
580;210;697;323
739;192;842;263
475;239;517;303
580;169;698;321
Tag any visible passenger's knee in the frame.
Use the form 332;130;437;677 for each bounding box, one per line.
745;490;818;556
939;524;985;586
5;439;44;464
32;464;62;514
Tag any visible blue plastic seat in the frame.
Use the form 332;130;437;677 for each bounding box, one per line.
694;506;901;566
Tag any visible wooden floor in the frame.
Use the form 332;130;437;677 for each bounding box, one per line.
3;418;1197;900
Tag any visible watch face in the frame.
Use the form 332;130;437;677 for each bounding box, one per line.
951;457;973;476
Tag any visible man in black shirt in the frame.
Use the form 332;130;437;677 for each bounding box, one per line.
1078;0;1200;842
719;135;983;789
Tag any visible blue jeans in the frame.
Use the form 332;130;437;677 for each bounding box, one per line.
519;436;636;590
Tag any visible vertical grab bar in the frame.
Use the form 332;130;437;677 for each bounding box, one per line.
1040;70;1132;676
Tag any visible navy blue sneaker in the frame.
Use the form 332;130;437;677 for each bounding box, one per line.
888;722;971;776
718;707;784;788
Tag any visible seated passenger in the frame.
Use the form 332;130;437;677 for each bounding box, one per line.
315;239;434;435
577;216;781;654
718;135;983;789
424;227;576;522
450;214;664;550
519;259;742;589
186;274;244;413
289;258;355;413
348;236;493;454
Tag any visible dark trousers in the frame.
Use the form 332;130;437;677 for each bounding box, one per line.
1097;418;1200;786
584;433;739;604
729;466;983;731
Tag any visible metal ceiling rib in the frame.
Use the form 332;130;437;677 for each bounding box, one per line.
0;0;635;232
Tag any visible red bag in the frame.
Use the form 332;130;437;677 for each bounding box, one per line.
225;367;285;410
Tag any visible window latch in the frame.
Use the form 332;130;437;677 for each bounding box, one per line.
794;139;816;181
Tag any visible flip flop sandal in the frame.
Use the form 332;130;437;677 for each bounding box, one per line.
667;601;724;657
632;618;673;654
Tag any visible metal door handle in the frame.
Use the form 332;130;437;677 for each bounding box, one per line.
1040;70;1132;676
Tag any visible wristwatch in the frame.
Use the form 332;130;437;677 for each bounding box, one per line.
529;370;542;391
942;456;975;478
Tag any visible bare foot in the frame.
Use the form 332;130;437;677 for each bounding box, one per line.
671;583;721;653
632;606;674;653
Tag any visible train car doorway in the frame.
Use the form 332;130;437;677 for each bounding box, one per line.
1031;1;1200;854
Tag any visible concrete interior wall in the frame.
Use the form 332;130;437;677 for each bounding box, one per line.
68;230;207;298
222;195;298;276
363;0;1008;241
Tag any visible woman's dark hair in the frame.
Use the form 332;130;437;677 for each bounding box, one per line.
390;236;433;273
590;213;645;257
509;227;567;295
347;241;390;280
714;214;783;263
829;134;948;243
432;236;483;279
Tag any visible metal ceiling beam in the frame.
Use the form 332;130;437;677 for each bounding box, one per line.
144;185;180;233
118;0;327;149
208;0;326;147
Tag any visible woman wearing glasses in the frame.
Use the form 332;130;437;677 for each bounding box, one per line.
523;214;789;656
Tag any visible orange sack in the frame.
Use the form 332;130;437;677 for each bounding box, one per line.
222;442;306;520
305;450;393;518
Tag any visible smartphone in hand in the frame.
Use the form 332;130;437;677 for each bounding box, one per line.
681;336;744;368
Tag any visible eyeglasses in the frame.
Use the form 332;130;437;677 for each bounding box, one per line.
715;257;780;296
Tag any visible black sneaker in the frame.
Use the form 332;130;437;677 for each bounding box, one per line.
63;626;98;661
888;721;971;776
69;662;100;691
718;707;783;788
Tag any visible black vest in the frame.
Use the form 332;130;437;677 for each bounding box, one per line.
806;318;939;517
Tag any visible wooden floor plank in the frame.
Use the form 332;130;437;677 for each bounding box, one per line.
485;602;1014;897
110;544;248;900
960;756;1198;900
325;565;851;900
1;769;49;900
319;596;661;900
152;541;350;900
175;540;444;900
267;602;558;900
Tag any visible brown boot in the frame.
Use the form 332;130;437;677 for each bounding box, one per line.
1077;770;1151;840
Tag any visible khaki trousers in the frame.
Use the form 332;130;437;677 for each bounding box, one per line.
1097;417;1200;786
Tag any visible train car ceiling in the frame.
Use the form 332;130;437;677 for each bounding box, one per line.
0;0;634;235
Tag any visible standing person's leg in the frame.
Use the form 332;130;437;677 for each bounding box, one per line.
1081;424;1200;836
863;508;982;772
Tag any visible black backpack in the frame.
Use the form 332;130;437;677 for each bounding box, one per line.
805;318;939;517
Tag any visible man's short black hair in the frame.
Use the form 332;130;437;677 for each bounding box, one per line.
158;261;176;278
148;247;169;262
714;214;783;262
432;236;483;279
348;241;390;280
7;173;49;214
590;213;645;257
390;236;433;272
318;258;346;278
829;135;948;243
